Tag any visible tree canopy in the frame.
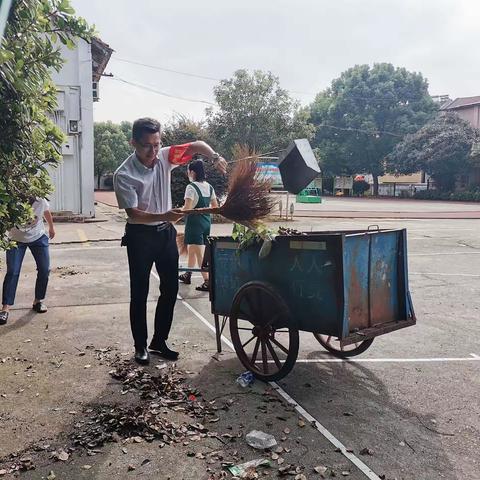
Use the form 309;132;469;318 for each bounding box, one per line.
309;63;437;193
94;121;132;189
207;69;313;156
0;0;92;249
387;112;479;191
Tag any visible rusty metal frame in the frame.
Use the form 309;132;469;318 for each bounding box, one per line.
213;314;228;353
340;318;416;346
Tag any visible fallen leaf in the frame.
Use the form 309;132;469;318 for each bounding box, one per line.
82;465;92;470
141;459;151;466
314;465;328;474
122;448;128;454
283;428;290;434
127;464;136;471
343;412;354;417
47;471;56;480
298;420;305;428
342;472;350;476
359;447;374;456
84;364;91;369
58;450;69;461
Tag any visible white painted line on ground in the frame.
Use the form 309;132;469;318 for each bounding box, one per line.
51;245;120;252
410;252;480;256
410;272;480;277
281;357;480;364
271;385;381;480
169;277;381;480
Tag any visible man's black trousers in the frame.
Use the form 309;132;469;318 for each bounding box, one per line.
125;223;178;348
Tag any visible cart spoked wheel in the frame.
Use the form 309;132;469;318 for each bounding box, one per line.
313;334;374;358
230;281;299;382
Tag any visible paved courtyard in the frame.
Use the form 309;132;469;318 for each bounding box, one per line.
0;198;478;479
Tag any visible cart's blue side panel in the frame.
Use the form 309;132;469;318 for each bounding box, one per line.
211;229;413;339
370;231;400;325
211;237;343;335
342;234;370;337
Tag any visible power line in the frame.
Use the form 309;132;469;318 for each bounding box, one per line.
114;57;220;81
109;76;405;137
111;56;316;97
111;77;217;106
317;124;403;138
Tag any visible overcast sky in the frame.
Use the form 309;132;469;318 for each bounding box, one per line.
71;0;480;125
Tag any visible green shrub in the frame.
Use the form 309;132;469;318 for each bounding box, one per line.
413;189;480;202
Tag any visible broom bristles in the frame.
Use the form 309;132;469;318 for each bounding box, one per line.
179;154;275;223
220;157;274;222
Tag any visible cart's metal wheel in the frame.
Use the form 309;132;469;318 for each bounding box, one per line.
313;333;374;358
230;281;299;382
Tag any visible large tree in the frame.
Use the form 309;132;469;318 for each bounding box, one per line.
207;69;314;156
163;116;228;207
0;0;92;250
309;63;437;194
387;112;479;191
94;121;132;189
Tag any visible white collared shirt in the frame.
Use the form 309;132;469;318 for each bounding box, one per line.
113;148;176;225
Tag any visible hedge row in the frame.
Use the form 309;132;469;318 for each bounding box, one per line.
413;189;480;202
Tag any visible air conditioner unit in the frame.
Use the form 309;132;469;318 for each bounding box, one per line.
92;81;99;102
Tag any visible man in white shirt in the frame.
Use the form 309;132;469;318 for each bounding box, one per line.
114;118;226;365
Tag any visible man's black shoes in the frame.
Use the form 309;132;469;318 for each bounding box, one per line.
149;339;179;361
134;347;150;365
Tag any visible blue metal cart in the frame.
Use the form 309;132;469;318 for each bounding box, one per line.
208;227;416;381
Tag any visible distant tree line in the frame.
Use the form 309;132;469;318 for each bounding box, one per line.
95;66;480;205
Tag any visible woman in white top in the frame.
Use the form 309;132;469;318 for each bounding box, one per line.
0;197;55;325
178;159;218;291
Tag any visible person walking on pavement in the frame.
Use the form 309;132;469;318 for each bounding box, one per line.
113;118;226;365
178;159;218;292
0;197;55;325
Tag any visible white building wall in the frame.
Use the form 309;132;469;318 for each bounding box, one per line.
49;39;95;217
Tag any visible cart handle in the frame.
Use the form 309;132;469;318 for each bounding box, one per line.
367;224;380;232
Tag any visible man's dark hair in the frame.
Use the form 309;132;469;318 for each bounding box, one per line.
132;117;161;141
188;159;206;181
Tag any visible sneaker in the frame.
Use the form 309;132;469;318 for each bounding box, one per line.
178;272;192;285
32;302;47;313
0;311;8;325
149;339;179;361
195;280;209;292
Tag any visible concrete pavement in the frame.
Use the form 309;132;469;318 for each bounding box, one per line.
0;201;479;479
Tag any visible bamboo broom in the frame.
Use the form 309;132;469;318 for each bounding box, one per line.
176;157;275;223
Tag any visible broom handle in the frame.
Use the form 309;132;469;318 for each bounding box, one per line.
174;207;221;215
226;150;281;164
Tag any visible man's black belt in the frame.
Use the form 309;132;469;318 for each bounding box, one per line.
126;222;170;232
